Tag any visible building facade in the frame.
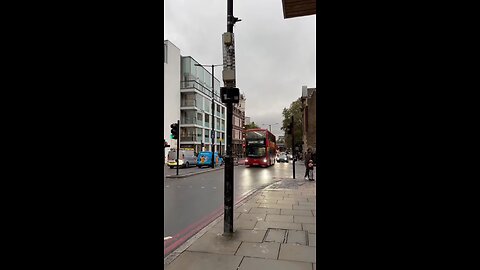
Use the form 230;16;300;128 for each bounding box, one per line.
164;40;227;155
301;86;316;155
164;40;181;152
179;56;226;154
232;94;246;157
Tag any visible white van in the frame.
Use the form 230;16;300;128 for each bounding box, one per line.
166;148;197;168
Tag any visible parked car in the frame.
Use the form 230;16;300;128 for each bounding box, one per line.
167;149;197;168
277;153;288;163
197;151;223;168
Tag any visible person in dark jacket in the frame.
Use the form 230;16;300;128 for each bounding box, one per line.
304;148;313;179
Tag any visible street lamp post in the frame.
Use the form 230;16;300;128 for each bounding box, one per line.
261;123;279;132
195;63;222;168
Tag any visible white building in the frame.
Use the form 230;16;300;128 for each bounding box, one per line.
164;40;181;150
180;56;226;154
164;40;226;155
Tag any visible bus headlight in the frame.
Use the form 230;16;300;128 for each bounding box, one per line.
263;159;267;162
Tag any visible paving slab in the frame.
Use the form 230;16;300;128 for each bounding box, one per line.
293;205;315;210
254;221;302;230
309;233;316;247
187;232;242;255
281;209;313;216
259;203;293;210
232;218;258;230
294;216;315;224
230;229;267;243
264;228;287;243
286;230;307;245
277;198;299;204
165;251;243;270
238;257;312;270
238;213;266;221
235;242;280;259
278;243;316;263
265;214;294;223
302;223;316;234
249;207;280;215
236;204;255;213
298;202;316;208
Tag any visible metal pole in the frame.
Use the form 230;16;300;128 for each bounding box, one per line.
292;116;295;179
224;0;234;235
211;66;215;168
176;119;180;176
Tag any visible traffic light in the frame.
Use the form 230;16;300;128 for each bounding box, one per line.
170;123;179;140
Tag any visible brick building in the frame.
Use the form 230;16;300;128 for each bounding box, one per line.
232;94;246;157
301;86;316;156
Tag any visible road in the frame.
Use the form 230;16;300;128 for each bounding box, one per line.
163;161;308;239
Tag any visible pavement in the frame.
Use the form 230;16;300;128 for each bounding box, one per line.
164;173;316;270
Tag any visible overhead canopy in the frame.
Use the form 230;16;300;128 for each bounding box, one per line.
281;0;316;19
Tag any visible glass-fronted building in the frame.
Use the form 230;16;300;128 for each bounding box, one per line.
180;56;226;154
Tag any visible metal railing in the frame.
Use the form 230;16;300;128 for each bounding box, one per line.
181;100;196;107
180;136;197;142
181;80;222;103
181;118;197;124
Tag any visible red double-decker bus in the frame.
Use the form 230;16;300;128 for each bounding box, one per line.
244;129;276;167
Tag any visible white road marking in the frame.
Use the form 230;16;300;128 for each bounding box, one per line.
201;186;205;189
164;236;172;240
213;187;217;189
166;185;170;188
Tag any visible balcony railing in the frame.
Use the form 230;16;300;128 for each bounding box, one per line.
181;80;221;103
181;100;196;107
180;136;197;142
181;117;204;126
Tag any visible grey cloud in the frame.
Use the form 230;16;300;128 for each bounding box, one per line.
165;0;315;137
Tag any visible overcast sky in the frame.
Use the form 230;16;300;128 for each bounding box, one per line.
165;0;316;137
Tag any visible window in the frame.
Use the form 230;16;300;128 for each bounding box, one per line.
205;99;211;113
204;114;210;127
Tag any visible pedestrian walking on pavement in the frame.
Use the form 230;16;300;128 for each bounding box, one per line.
304;148;313;179
307;159;315;181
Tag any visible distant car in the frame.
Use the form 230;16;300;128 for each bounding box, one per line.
277;154;288;163
167;149;197;169
197;151;224;168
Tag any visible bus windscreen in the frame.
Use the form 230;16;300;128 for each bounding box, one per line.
246;146;266;157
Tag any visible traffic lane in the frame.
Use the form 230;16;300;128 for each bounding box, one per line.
164;169;225;237
164;163;305;238
164;164;221;177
